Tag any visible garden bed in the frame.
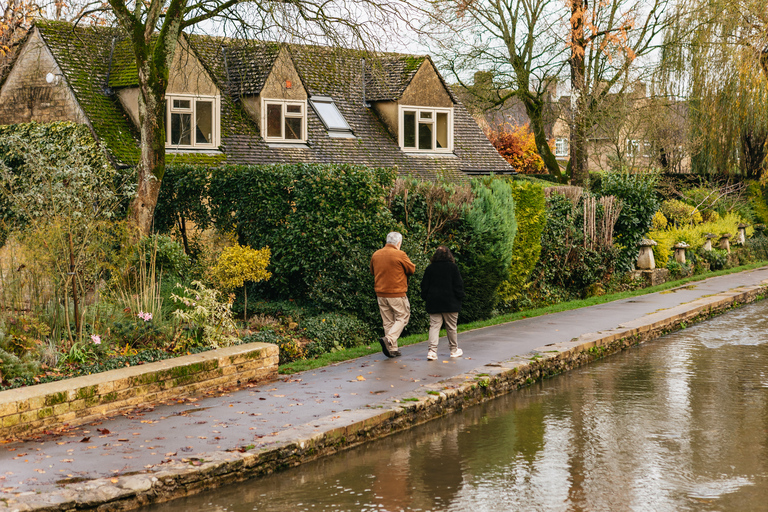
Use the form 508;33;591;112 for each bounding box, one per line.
0;341;278;440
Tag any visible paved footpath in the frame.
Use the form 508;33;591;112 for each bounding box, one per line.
2;267;768;508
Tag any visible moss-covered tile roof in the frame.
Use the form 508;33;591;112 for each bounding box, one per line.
35;20;140;166
27;20;511;178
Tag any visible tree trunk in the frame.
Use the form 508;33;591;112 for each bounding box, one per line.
132;57;168;236
569;0;589;186
522;96;563;182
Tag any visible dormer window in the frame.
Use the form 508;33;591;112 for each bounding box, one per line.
309;96;354;138
262;99;307;143
165;94;219;149
399;105;453;153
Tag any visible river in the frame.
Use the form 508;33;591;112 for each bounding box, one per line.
145;299;768;511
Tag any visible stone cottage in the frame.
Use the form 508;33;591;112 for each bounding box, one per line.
0;20;513;179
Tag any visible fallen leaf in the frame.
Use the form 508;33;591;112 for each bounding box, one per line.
79;437;90;443
97;428;110;435
110;478;119;483
60;459;73;463
356;375;366;381
34;469;45;474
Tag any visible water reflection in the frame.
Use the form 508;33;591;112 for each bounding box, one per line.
145;301;768;512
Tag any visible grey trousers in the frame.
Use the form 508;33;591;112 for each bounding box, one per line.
427;312;459;352
378;296;411;350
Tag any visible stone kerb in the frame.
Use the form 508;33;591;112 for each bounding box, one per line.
0;342;278;440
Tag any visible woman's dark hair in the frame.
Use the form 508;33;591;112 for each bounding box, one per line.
431;246;455;264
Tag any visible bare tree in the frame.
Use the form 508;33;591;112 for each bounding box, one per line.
55;0;403;236
422;0;569;182
422;0;680;185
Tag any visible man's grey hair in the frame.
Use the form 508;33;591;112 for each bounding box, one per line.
386;232;403;246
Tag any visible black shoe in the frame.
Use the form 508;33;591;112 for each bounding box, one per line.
391;350;402;357
379;337;394;358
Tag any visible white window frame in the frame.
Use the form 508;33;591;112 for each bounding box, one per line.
398;105;453;153
555;138;569;157
626;139;640;158
165;94;220;149
262;98;307;143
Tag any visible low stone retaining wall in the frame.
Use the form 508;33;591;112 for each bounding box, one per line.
0;342;278;441
1;282;766;511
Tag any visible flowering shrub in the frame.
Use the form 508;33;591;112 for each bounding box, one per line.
170;281;238;349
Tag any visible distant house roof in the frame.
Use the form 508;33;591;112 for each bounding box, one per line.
7;20;513;179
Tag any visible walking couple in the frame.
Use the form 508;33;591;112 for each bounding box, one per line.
369;231;464;360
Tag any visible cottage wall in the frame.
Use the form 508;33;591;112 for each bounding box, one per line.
115;38;219;130
371;61;454;142
399;61;453;108
241;49;307;132
0;28;87;126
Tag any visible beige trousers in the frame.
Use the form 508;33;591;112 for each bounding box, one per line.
377;296;411;350
427;312;459;352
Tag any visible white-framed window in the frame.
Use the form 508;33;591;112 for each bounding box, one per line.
626;139;640;157
309;96;353;138
555;138;569;157
398;105;453;153
165;94;219;149
262;99;307;143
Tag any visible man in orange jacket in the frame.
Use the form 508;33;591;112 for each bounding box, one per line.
370;232;416;358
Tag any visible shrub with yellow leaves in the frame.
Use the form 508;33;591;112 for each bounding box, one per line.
211;244;272;320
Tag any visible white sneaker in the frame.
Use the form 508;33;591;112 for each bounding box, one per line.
450;348;463;358
427;350;437;361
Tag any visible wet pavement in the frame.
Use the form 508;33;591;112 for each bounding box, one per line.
2;267;768;497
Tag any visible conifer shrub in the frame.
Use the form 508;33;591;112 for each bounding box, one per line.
458;178;517;322
497;179;546;307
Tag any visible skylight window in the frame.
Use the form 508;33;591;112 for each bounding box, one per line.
309;96;354;138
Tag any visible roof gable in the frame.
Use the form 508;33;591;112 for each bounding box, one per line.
35;20;140;165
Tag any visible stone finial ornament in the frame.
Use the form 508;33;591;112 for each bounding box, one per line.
703;233;716;251
719;233;732;253
637;238;658;270
737;223;748;245
673;241;690;264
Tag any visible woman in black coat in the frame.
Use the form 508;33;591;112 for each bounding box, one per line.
420;246;465;360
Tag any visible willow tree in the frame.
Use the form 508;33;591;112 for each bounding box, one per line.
94;0;402;236
659;0;768;177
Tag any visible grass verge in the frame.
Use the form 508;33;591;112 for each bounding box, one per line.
279;261;768;374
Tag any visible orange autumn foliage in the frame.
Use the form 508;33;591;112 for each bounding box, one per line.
485;123;545;174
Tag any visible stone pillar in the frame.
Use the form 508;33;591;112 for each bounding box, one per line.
637;239;658;270
673;242;690;264
719;233;731;253
703;233;715;251
737;223;747;245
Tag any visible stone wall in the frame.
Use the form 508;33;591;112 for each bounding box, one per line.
0;342;278;440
